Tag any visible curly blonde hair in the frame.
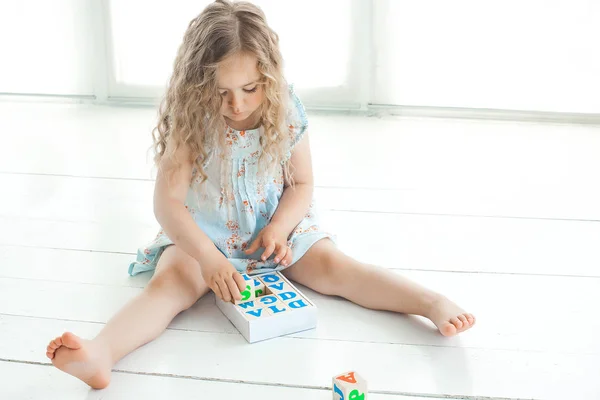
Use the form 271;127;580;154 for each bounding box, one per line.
152;0;293;185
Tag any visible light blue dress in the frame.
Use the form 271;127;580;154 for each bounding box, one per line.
129;85;334;276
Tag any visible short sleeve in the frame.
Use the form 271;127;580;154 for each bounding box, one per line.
283;84;308;162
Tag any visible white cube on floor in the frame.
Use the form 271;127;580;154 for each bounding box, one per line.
332;371;368;399
216;271;317;343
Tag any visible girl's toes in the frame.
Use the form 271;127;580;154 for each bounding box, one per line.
458;315;468;325
450;317;463;329
441;322;457;337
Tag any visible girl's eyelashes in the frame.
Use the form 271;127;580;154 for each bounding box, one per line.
219;87;258;96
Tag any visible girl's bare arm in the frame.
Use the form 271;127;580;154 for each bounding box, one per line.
153;143;220;264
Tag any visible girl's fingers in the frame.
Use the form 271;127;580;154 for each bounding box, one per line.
212;283;223;301
216;279;231;302
244;238;261;254
261;241;276;261
273;244;287;264
233;272;247;292
281;247;293;267
226;275;242;301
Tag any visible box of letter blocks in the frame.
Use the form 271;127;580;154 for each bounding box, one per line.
215;271;317;343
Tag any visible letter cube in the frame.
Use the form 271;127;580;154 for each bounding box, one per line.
275;290;299;303
233;273;255;304
263;301;288;316
259;273;293;294
332;371;367;400
253;278;266;297
242;307;272;320
235;299;260;311
256;294;278;307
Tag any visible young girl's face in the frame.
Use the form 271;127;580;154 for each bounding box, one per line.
217;52;264;127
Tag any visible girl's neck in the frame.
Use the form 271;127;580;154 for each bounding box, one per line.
225;109;262;131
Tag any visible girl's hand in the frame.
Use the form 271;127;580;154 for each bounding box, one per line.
244;223;293;267
200;253;247;302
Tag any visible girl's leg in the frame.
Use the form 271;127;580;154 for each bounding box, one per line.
45;245;209;389
283;239;475;336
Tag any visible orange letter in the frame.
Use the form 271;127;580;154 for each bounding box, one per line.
336;372;356;384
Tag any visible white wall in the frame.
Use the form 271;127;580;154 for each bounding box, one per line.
0;0;598;114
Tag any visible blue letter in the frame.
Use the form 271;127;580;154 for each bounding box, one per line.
269;282;284;291
261;274;280;283
269;304;286;314
288;299;307;309
246;309;263;317
333;384;344;400
278;291;297;301
260;296;277;305
237;301;254;309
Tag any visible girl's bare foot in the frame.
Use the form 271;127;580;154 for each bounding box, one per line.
426;295;476;337
46;332;112;389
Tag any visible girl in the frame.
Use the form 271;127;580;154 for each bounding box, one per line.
46;0;475;389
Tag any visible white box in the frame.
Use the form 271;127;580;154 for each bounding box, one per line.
216;271;317;343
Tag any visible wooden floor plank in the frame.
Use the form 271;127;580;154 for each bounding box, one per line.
2;315;598;400
1;269;598;355
0;360;417;400
2;102;600;195
2;211;599;278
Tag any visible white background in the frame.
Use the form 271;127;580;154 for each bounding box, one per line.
0;0;598;113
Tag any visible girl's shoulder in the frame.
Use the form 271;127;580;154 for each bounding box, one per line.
281;84;309;162
286;83;308;142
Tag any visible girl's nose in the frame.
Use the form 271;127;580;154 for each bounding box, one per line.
229;94;240;109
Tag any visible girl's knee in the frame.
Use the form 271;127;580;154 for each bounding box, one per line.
285;240;350;296
147;262;207;307
311;253;348;296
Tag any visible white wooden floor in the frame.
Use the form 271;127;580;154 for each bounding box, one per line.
1;100;599;399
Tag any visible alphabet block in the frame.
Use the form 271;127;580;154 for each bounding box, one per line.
235;299;260;311
275;290;299;303
287;297;309;310
332;371;367;400
258;273;282;285
253;278;266;297
233;273;255;305
260;273;293;294
263;301;288;315
243;307;272;320
256;294;278;307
